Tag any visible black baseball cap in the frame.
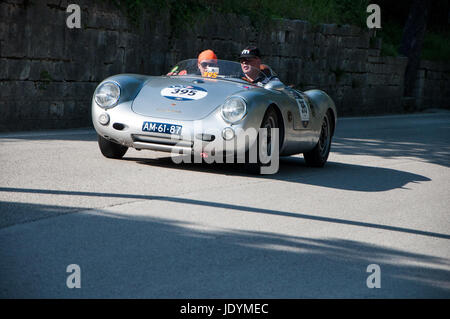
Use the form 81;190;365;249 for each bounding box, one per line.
239;46;261;60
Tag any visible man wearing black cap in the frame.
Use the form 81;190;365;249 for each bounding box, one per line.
238;46;278;86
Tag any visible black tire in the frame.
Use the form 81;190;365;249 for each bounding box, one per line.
246;107;279;174
303;111;332;167
97;134;128;159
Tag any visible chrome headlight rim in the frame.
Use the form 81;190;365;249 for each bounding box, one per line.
221;96;247;124
94;81;121;109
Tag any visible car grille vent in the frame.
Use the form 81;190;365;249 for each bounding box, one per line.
132;134;193;148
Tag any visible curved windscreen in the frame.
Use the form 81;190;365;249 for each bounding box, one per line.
166;59;272;83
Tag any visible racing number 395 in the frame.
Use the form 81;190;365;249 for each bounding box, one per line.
171;88;196;96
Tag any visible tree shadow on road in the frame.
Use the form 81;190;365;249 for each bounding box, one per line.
1;191;448;240
332;114;450;167
0;202;449;298
333;136;450;167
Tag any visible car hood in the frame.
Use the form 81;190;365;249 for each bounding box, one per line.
131;76;250;121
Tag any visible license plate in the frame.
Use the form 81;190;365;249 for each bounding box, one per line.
142;121;182;135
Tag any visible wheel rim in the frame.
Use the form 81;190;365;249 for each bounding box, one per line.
318;115;330;158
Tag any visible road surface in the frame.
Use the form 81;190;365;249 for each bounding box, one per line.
0;110;449;298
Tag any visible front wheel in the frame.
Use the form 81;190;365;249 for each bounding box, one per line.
97;134;128;159
245;107;279;174
303;111;332;167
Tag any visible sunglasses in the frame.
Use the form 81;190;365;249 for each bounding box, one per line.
200;62;217;68
240;57;257;63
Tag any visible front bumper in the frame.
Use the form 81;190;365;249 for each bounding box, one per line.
92;100;259;156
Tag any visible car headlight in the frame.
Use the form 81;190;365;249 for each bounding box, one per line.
221;97;247;123
94;81;121;108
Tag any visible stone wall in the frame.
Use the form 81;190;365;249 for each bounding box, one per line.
413;60;450;111
0;0;449;131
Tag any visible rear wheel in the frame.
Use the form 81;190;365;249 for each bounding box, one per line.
97;134;128;159
303;111;332;167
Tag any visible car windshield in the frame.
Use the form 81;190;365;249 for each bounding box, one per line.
167;59;272;83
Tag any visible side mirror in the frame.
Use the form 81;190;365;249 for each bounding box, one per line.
264;79;285;91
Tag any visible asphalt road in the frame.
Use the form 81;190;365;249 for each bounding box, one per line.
0;110;449;298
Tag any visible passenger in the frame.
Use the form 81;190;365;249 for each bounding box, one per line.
197;49;218;76
166;50;218;76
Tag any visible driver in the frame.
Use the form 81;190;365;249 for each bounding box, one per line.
197;49;218;76
238;46;279;86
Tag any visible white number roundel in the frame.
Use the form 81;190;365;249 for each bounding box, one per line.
161;85;208;101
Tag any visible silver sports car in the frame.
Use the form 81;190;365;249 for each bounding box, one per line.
92;59;337;172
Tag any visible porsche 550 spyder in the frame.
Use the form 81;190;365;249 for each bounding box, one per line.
92;59;337;172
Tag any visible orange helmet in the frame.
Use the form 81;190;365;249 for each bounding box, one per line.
198;49;217;63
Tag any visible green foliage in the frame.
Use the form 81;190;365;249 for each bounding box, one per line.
107;0;370;30
377;22;402;58
107;0;166;27
380;42;398;58
167;0;211;34
107;0;213;34
40;70;52;81
377;22;450;62
37;70;52;91
106;0;448;62
295;0;368;27
421;30;450;62
211;0;370;27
